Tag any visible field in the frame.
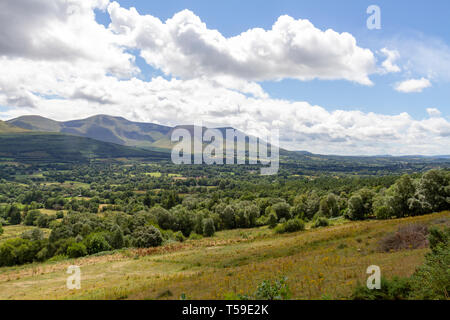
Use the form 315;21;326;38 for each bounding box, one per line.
0;211;447;300
0;225;50;244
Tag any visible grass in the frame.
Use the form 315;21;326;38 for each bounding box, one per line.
0;225;51;243
0;211;448;300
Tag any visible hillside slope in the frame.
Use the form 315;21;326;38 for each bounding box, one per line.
0;132;170;162
0;211;447;300
0;120;29;133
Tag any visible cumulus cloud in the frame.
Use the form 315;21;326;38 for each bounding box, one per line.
427;108;442;118
0;1;449;155
2;74;450;156
107;3;376;85
380;48;401;73
0;0;136;77
394;78;431;93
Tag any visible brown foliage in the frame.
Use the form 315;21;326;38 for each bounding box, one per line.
379;224;429;252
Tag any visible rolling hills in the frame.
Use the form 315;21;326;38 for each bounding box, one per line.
0;132;170;162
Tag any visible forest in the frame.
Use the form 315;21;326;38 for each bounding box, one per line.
0;160;448;269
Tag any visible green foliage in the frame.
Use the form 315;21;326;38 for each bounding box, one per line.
254;276;291;300
132;225;163;248
0;238;44;267
351;277;412;300
21;228;44;241
275;218;305;234
313;217;330;228
84;233;111;254
67;242;88;258
202;218;215;237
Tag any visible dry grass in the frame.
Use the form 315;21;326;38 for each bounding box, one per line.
0;211;448;300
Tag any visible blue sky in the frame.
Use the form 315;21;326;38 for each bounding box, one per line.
1;0;449;155
94;0;450;119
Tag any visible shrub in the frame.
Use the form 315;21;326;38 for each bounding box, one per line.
268;212;278;229
174;231;185;242
378;224;429;252
275;218;305;234
21;228;44;241
188;232;203;240
254;276;291;300
351;277;412;300
67;242;88;258
0;223;3;235
0;238;43;267
132;225;163;248
24;210;41;226
110;226;124;249
84;233;111;254
313;217;329;228
202;218;215;237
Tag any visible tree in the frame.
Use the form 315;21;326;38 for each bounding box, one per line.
132;226;163;248
347;195;365;220
415;170;449;213
8;205;21;225
268;212;278;228
110;225;124;249
67;242;88;258
271;202;292;221
84;233;111;254
202;218;215;237
220;205;235;229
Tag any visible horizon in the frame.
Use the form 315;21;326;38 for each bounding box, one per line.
5;113;450;157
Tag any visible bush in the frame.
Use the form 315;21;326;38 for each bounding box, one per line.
254;276;291;300
202;218;215;237
84;233;111;254
0;238;43;267
275;218;305;234
268;212;278;229
0;223;3;235
351;276;412;300
378;224;429;252
132;225;163;248
188;232;203;240
174;231;185;242
67;242;88;258
313;217;329;228
21;228;44;241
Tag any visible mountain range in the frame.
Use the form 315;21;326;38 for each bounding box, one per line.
2;115;450;166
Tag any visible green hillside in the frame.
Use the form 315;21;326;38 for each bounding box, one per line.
0;132;170;162
7;115;260;153
0;120;29;133
8;115;173;150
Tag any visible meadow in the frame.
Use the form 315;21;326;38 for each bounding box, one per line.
0;211;447;300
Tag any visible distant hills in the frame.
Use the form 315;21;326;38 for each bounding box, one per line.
7;114;258;154
3;115;450;167
0;132;169;163
0;120;29;133
8;115;174;151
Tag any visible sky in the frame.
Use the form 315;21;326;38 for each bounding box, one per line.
0;0;449;155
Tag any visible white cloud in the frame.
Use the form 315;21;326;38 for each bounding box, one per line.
0;1;449;156
394;78;431;93
107;3;376;85
380;48;401;73
0;0;136;78
427;108;442;118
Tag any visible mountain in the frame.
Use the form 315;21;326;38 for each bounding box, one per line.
0;132;169;163
0;120;29;133
8;115;173;151
7;115;261;153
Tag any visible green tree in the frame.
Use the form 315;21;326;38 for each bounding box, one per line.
202;218;215;237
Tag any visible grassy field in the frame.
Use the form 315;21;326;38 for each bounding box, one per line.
0;211;448;300
0;225;51;244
